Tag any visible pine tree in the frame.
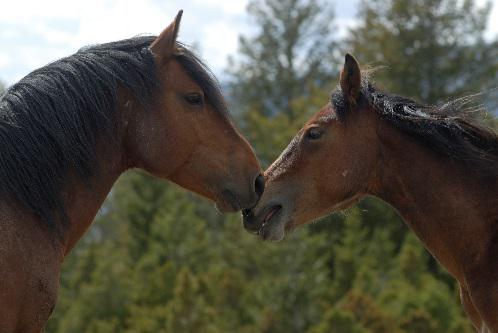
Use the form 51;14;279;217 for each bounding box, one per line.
228;0;340;165
229;0;338;118
47;0;493;331
346;0;498;104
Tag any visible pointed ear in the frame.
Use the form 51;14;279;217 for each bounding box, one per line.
150;10;183;57
340;53;361;109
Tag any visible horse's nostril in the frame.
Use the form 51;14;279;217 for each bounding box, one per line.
254;174;265;197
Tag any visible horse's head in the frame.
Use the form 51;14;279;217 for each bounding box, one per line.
243;54;381;240
124;11;263;212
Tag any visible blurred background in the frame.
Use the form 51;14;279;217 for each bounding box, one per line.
2;0;498;332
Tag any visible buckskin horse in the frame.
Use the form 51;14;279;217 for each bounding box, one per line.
0;11;264;332
243;54;498;332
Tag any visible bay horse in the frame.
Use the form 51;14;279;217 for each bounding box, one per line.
243;54;498;332
0;11;264;332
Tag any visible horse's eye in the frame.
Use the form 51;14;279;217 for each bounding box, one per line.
305;127;323;140
185;93;204;106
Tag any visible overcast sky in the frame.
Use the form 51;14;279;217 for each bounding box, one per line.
0;0;497;85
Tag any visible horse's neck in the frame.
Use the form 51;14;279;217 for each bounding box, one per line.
372;124;498;278
61;144;125;254
61;90;135;254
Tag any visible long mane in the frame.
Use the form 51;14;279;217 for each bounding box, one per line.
332;79;498;169
0;36;226;225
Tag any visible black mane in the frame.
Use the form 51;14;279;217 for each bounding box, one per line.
0;36;225;225
332;81;498;169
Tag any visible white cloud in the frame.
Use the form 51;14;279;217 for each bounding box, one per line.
486;2;498;40
1;0;497;85
72;0;174;46
0;0;246;83
0;54;10;68
0;0;80;22
335;17;360;39
193;0;248;15
198;20;245;74
475;0;498;40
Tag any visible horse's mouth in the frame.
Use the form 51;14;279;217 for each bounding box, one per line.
261;205;281;228
243;204;286;241
259;205;286;241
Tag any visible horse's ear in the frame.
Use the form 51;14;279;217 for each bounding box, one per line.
150;10;183;57
340;53;361;109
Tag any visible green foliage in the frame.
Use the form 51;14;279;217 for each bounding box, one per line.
347;0;498;104
228;0;339;165
48;174;333;332
399;310;437;333
228;0;339;118
308;308;369;333
47;0;498;331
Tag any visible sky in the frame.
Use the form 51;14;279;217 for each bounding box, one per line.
0;0;497;85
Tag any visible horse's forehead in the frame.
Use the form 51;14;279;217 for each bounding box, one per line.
165;60;189;78
160;61;200;93
312;103;336;124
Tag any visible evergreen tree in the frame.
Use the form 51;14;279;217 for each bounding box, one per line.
229;0;338;118
346;0;498;104
47;0;495;331
228;0;340;165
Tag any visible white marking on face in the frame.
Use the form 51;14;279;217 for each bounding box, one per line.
342;170;348;177
319;113;336;123
266;135;300;179
317;102;337;123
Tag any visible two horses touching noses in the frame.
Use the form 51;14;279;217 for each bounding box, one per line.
244;54;498;331
0;11;263;332
0;8;496;333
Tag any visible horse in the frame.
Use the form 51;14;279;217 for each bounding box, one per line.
0;11;264;332
243;54;498;332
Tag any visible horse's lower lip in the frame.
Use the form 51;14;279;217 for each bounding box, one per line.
262;205;282;226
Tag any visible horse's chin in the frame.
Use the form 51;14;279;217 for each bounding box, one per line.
215;201;237;214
